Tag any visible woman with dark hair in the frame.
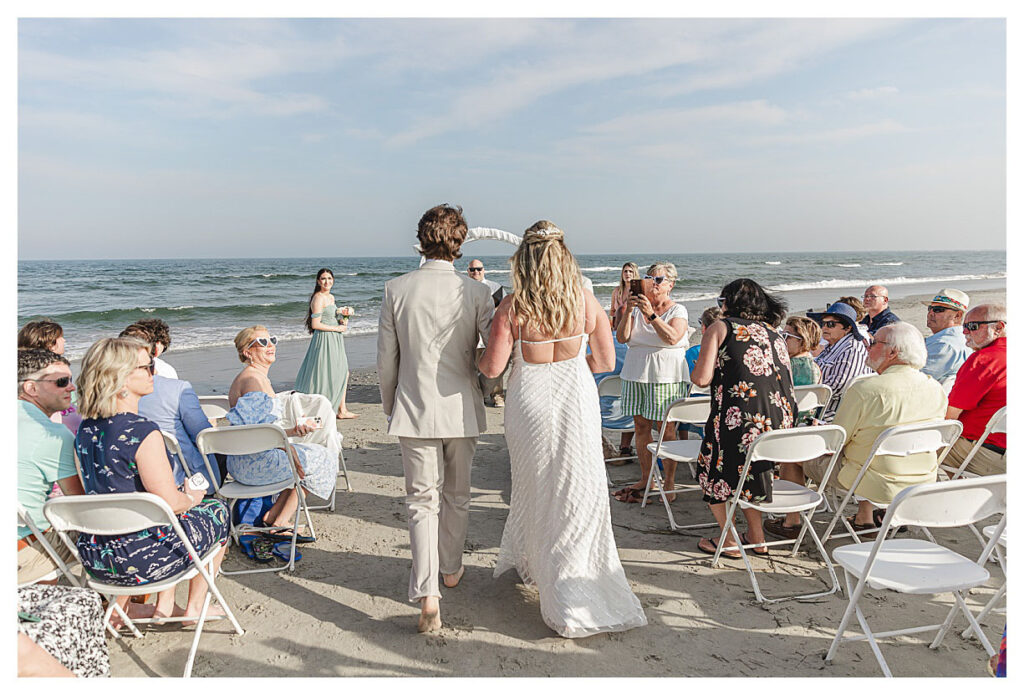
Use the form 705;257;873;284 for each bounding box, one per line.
294;268;357;419
690;279;797;559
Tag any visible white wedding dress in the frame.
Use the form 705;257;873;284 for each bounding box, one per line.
493;316;648;638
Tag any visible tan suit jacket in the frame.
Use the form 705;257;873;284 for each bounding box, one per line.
377;259;494;438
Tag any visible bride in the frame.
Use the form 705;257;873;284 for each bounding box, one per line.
479;221;647;638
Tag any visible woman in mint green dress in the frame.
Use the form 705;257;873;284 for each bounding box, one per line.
295;268;358;419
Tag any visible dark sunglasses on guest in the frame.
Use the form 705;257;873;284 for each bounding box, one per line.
135;361;156;375
821;320;841;328
644;275;667;285
20;375;74;387
964;320;1004;332
248;336;279;348
467;266;484;272
927;305;951;314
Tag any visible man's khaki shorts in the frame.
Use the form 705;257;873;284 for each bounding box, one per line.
942;437;1006;477
17;531;79;585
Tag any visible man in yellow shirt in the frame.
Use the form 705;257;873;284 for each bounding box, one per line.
766;322;947;539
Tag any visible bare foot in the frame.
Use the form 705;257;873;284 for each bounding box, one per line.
109;601;156;629
336;409;359;420
181;603;226;627
417;598;441;633
442;566;465;588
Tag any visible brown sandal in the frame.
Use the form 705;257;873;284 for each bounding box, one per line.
697;537;742;560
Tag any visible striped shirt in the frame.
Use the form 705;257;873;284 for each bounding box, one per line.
814;332;872;420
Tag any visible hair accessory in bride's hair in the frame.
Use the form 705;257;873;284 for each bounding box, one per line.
530;226;560;236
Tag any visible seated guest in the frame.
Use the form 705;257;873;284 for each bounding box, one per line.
120;324;219;486
767;322;947;538
838;295;871;342
74;337;229;623
685;306;722;374
782;316;822;386
228;325;340;515
942;303;1006;476
808;302;872;420
17;349;84;585
17;319;80;433
920;288;971;384
860;284;900;335
135;317;178;379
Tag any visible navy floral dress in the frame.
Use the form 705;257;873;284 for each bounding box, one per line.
697;318;797;504
75;412;228;586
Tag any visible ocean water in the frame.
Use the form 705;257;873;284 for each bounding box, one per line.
19;250;1005;360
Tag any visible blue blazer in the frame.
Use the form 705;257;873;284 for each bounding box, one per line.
139;375;220;486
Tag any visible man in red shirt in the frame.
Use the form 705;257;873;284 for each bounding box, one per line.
944;303;1006;475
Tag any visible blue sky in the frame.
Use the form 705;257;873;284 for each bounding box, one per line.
18;18;1006;259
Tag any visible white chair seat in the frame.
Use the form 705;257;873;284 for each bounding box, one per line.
739;479;823;514
982;525;1006;544
646;439;702;462
218;479;294;499
833;538;990;594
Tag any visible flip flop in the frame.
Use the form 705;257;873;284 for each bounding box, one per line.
740;532;770;556
697;537;742;560
238;534;274;563
616;487;647;503
272;541;301;562
260;530;316;544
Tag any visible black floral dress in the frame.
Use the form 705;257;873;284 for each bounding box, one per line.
697;318;797;504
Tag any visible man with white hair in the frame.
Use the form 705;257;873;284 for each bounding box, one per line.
942;303;1007;476
921;288;971;383
766;322;946;539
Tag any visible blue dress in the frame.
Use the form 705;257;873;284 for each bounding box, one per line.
224;392;337;500
294;300;349;411
74;413;228;586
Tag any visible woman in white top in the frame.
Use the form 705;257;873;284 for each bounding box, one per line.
613;262;689;504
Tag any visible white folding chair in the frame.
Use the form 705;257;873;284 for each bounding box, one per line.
824;475;1007;677
642;395;715;531
792;383;832;424
597;375;636;467
942;406;1006;480
196;423;315;575
710;426;848;603
819;420;962;545
43;493;244;677
18;503;75;587
306;431;351;512
960;523;1006;641
198;395;230;420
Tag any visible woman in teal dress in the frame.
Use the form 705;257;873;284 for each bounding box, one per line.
294;268;358;419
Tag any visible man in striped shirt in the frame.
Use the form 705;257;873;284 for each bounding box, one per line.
808;302;873;420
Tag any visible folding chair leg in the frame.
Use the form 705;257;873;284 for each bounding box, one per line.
826;570;868;666
961;582;1006;640
104;599;143;639
183;590;212;678
339;449;352;492
852;591;892;677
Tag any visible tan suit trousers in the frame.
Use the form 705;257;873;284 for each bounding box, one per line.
399;436;476;601
942;436;1006;477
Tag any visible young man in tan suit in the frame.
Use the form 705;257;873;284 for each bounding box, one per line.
377;204;495;632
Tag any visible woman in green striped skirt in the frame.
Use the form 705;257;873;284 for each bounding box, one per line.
612;262;690;504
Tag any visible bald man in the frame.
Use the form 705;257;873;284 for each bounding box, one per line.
860;284;900;335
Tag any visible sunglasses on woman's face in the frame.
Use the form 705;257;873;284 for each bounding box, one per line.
821;320;841;328
644;275;667;285
781;331;799;340
248;336;279;348
964;320;1003;332
135;361;156;375
717;296;726;308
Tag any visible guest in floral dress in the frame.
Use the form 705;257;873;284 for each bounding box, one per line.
690;279;797;558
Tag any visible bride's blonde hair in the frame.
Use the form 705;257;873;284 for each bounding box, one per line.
510;221;582;337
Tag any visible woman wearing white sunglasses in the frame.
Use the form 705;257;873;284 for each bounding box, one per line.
612;261;690;504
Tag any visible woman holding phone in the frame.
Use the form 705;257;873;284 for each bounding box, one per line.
613;262;690;504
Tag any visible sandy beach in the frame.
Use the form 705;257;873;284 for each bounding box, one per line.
103;289;1006;677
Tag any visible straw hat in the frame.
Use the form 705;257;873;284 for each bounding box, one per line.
921;288;970;312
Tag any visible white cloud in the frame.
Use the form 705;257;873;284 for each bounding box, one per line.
749;119;910;145
844;86;899;100
582;100;788;138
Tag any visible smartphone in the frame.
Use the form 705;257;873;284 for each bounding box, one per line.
311;416;323;428
186;472;209;493
629;278;644;296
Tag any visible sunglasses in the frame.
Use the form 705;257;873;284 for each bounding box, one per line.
716;296;726;308
135;361;156;375
644;275;667;285
927;306;951;314
20;375;74;387
821;320;843;328
868;337;889;347
863;294;885;301
467;267;484;272
964;320;1003;332
248;336;279;348
780;331;799;340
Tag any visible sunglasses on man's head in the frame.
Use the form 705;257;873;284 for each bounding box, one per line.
644;275;667;285
964;320;1004;332
248;336;279;348
20;375;73;388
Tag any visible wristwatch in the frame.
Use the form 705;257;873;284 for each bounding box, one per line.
649;312;658;321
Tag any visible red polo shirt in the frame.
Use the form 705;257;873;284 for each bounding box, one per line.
948;336;1006;448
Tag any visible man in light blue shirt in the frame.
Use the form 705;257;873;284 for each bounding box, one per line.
921;288;971;385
